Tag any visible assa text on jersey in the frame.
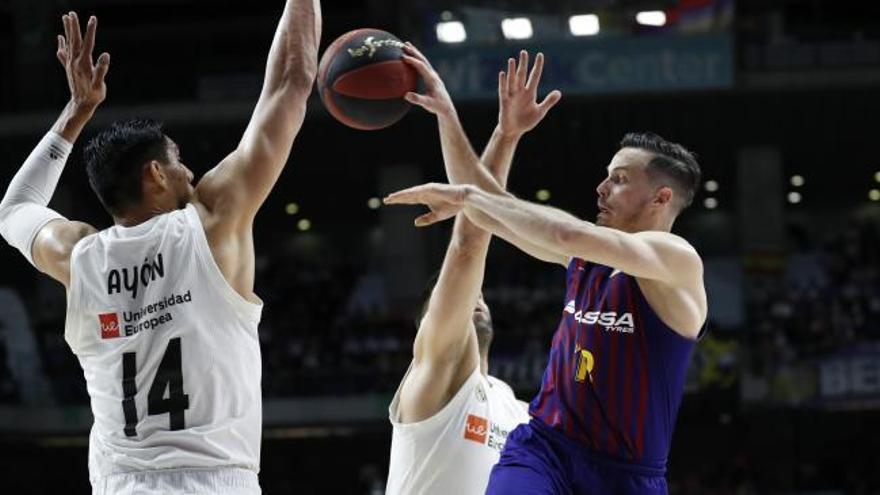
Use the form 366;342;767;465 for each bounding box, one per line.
107;253;165;299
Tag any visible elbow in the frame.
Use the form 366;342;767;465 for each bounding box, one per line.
554;222;590;255
297;55;319;88
282;62;317;94
553;223;578;248
0;199;17;229
448;231;490;257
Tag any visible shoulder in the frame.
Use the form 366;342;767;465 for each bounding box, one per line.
33;220;98;287
192;187;249;239
486;375;517;398
35;220;98;258
636;231;703;276
635;230;698;253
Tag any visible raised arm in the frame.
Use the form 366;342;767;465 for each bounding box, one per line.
0;12;107;287
195;0;321;221
387;184;702;289
398;52;555;422
400;46;567;265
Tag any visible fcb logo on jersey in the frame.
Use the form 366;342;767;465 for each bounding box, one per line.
464;414;488;444
99;313;120;339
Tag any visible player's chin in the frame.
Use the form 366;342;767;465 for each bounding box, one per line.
179;190;195;209
596;212;610;226
472;312;491;331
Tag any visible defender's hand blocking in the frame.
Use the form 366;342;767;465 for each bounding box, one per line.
400;43;456;118
498;51;562;137
57;12;110;111
384;183;471;227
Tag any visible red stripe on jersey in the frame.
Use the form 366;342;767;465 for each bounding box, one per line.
575;269;600;447
566;259;587;436
605;275;621;455
588;270;608;453
564;350;576;441
631;278;650;458
620;279;635;457
562;276;590;438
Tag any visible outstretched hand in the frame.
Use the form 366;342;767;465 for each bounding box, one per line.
400;43;456;118
384;183;472;227
498;50;561;137
57;12;110;111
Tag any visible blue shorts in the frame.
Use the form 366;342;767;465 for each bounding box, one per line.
486;419;668;495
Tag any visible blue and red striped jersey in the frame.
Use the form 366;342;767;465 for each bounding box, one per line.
529;257;701;466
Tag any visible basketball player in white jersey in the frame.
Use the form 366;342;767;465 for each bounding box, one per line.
0;4;320;493
385;49;562;495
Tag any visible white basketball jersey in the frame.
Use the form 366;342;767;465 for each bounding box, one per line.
64;204;263;483
386;365;530;495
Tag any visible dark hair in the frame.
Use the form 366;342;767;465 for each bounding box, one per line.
416;272;493;357
84;118;168;215
620;132;701;211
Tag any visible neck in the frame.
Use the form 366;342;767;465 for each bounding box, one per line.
650;215;675;232
114;201;178;227
479;355;489;376
624;213;675;233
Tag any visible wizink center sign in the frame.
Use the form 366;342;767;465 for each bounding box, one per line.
429;34;732;97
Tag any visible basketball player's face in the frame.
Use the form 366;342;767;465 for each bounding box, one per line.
165;138;195;208
595;148;656;231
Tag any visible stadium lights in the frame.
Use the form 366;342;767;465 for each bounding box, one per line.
704;197;718;209
636;10;667;26
704;180;719;192
501;17;533;40
787;191;802;204
875;171;880;183
285;203;299;215
569;14;600;36
367;197;381;210
536;189;551;201
436;21;466;43
790;175;805;187
870;189;880;202
297;218;312;231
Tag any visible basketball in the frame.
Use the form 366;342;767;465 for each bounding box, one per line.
318;29;419;130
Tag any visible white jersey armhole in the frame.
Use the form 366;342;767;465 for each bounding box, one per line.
389;363;482;432
183;204;262;324
64;233;96;355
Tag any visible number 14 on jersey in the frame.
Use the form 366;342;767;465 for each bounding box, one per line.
121;337;191;437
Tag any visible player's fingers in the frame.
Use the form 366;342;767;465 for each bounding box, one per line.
61;14;71;52
385;183;438;204
403;42;431;66
401;55;434;80
56;35;67;65
69;12;83;54
506;58;515;95
498;71;508;99
383;190;419;205
93;52;110;87
404;91;433;110
537;90;562;116
82;16;97;61
414;212;440;227
515;50;528;87
526;52;545;92
383;195;420;206
65;12;76;55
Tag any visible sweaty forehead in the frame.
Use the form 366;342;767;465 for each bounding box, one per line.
607;147;653;172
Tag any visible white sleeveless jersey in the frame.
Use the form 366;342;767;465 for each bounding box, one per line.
386;365;530;495
64;204;263;483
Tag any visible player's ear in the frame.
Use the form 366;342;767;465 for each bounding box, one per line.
145;160;168;189
654;186;673;206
